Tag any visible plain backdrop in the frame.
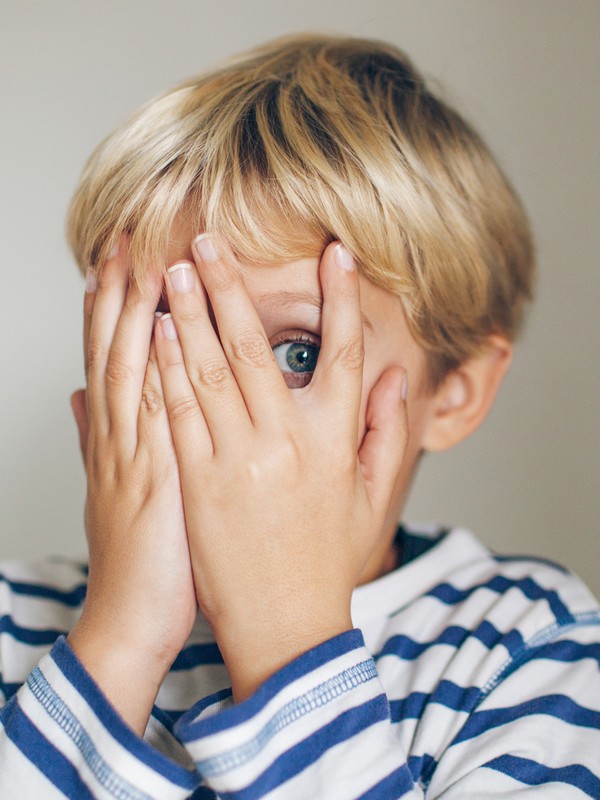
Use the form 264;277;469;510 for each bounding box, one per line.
1;1;598;596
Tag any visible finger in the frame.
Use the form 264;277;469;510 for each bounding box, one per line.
104;264;163;451
358;367;408;509
190;235;291;427
86;242;130;430
163;255;251;445
136;339;187;465
83;268;97;380
70;389;89;465
309;242;364;440
154;312;214;466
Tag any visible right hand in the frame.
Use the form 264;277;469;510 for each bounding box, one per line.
67;243;197;734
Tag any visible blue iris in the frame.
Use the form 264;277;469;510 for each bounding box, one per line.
285;341;319;372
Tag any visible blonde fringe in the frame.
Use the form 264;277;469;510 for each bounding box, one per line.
67;34;534;386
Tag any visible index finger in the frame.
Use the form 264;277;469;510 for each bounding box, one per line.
308;242;364;440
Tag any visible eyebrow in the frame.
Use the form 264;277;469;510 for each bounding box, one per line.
258;290;374;332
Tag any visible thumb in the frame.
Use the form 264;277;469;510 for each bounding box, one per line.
358;367;408;508
70;389;89;466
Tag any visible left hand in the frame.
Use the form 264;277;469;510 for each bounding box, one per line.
154;237;408;701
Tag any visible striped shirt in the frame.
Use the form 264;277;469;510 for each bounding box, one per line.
1;525;599;798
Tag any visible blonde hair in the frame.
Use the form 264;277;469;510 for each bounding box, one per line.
67;33;534;386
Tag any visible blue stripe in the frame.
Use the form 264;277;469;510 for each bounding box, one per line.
0;695;96;799
0;614;65;645
484;754;600;797
216;695;390;800
493;554;570;574
357;763;415;798
377;622;525;663
53;637;198;788
428;574;574;622
391;680;482;721
176;629;365;739
190;788;219;799
530;638;600;667
0;673;21;701
192;660;378;774
397;526;445;566
407;753;438;786
156;707;186;723
0;572;86;606
171;642;224;670
454;694;600;745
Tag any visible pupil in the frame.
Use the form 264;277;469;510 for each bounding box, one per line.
287;342;318;372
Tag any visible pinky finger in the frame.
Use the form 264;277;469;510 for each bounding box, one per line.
154;313;213;467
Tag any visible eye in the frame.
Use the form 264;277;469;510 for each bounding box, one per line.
272;334;320;389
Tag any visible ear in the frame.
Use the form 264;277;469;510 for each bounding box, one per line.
421;336;513;453
70;389;89;466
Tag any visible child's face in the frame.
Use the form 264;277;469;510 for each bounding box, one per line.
163;222;440;574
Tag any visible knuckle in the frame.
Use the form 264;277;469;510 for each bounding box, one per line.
140;385;164;415
245;437;301;482
335;338;364;370
87;341;105;372
164;349;185;370
168;396;199;422
95;267;119;292
175;306;201;327
195;360;231;390
105;351;134;387
230;331;272;367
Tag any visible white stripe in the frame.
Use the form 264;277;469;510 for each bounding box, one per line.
30;655;191;800
0;721;67;800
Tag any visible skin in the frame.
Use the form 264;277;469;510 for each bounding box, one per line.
68;229;512;735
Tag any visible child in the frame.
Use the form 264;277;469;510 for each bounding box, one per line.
1;34;598;799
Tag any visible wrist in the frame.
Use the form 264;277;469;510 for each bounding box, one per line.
67;615;174;735
216;611;354;703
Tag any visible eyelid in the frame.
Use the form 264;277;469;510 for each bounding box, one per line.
269;329;321;348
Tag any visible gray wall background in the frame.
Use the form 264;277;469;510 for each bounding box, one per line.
1;1;598;596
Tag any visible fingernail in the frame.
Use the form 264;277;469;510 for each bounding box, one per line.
401;372;408;402
85;268;97;293
160;313;178;340
168;262;195;293
334;243;355;271
107;243;119;260
194;233;219;262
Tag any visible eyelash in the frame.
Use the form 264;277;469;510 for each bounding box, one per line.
270;331;321;350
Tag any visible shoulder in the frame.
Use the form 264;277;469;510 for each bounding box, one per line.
0;558;87;700
358;525;600;718
358;528;600;790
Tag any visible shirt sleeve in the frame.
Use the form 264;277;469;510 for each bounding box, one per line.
175;629;425;799
2;627;598;799
174;626;600;800
0;636;201;799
